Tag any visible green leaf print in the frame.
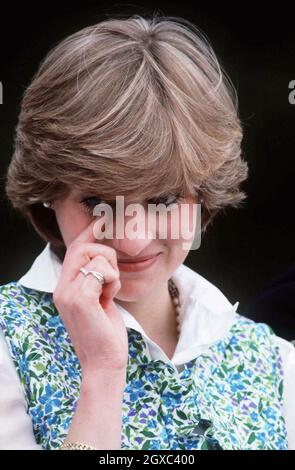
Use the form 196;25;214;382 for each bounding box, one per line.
35;363;46;372
142;430;157;438
27;353;43;361
278;380;283;398
176;409;187;420
247;432;256;445
142;440;151;450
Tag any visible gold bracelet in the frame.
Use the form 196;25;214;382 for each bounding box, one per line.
60;441;97;450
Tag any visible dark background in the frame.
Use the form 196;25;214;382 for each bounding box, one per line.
1;2;294;336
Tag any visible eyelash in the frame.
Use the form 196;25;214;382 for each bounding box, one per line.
80;194;181;213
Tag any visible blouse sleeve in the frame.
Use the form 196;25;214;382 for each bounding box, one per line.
273;335;295;450
0;328;43;450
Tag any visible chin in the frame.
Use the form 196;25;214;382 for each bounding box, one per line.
114;281;150;302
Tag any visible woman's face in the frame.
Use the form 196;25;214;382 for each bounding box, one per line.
53;189;198;301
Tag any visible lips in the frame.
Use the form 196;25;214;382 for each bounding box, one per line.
117;252;161;272
118;253;161;263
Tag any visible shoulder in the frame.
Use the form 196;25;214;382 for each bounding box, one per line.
0;282;56;337
231;312;274;333
0;281;47;309
220;312;288;372
228;312;287;353
231;312;295;356
227;313;295;398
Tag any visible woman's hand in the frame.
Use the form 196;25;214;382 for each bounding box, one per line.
53;219;128;374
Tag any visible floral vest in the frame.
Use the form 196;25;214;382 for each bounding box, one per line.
0;281;288;450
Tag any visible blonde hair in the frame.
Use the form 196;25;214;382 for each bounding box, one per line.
5;13;248;248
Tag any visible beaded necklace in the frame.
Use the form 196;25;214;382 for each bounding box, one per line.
168;278;181;338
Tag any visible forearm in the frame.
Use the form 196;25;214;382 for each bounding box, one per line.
63;369;127;450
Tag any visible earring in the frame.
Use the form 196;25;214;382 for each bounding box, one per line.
196;192;204;205
43;201;53;209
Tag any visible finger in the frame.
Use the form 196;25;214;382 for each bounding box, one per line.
79;255;118;287
70;254;120;299
60;241;119;286
73;218;99;244
81;274;121;306
74;216;109;246
81;255;121;302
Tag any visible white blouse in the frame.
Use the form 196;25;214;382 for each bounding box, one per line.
0;243;294;449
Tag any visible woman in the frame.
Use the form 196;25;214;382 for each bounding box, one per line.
0;14;294;450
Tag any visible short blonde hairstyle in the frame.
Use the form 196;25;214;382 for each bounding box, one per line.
5;13;248;248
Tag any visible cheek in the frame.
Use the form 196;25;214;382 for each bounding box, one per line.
181;203;197;248
55;205;93;247
164;205;196;244
165;237;191;266
163;211;195;265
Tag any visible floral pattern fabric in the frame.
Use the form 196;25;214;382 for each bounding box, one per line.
0;281;288;450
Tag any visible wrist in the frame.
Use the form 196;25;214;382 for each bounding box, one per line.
81;368;127;392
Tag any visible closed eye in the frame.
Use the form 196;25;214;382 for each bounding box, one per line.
80;196;108;212
80;193;182;213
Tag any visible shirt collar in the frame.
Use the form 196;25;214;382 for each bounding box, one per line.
18;243;239;366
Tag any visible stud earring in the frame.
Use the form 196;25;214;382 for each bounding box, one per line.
43;201;53;209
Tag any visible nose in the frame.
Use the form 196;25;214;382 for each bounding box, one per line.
110;204;158;257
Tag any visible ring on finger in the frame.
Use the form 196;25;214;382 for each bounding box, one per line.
79;268;105;285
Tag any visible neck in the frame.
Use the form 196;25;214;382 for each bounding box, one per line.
115;280;179;345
